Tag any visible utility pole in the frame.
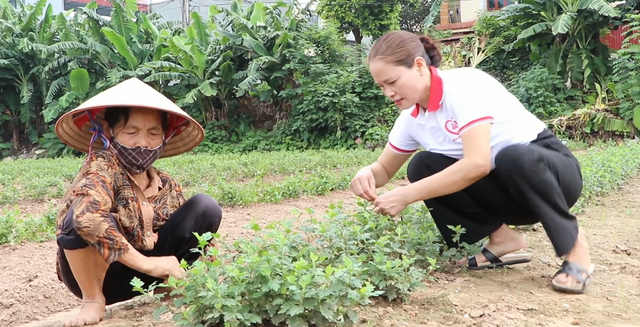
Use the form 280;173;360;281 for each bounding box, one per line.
181;0;190;27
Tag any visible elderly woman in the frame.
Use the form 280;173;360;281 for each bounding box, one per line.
53;78;223;327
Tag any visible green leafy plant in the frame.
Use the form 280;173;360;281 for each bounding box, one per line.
502;0;621;90
0;148;391;205
0;204;57;245
473;10;535;84
610;14;640;125
137;200;454;327
125;140;640;326
507;64;575;118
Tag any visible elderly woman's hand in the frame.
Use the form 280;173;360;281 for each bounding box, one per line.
145;256;186;280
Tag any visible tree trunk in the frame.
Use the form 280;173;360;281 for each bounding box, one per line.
353;28;363;45
11;121;19;150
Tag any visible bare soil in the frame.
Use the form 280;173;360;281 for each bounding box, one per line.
1;200;54;219
5;178;640;327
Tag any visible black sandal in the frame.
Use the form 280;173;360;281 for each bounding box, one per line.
551;260;595;294
467;247;532;270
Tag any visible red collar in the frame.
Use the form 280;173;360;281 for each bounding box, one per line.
411;66;444;118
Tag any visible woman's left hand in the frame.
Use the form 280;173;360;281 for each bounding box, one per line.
373;188;411;217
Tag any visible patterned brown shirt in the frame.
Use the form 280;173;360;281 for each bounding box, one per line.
55;148;186;264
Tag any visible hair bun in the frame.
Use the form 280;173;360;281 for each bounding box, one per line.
418;35;442;68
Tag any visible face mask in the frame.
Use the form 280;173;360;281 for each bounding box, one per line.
110;138;164;175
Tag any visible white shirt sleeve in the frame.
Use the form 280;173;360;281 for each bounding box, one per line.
387;112;420;154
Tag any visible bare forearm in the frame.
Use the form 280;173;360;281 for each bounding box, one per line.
404;159;489;204
117;243;152;274
369;162;392;188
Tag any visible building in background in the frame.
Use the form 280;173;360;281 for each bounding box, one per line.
19;0;149;16
436;0;516;43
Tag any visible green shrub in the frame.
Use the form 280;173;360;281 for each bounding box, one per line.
278;64;395;149
572;140;640;212
610;14;640;121
126;141;640;327
139;201;466;327
277;24;396;150
0;205;57;245
507;65;573;118
473;10;535;85
183;24;398;154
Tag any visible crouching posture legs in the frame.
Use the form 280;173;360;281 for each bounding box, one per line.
57;194;222;327
407;130;593;294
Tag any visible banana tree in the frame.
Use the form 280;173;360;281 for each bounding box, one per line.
0;0;58;148
41;8;106;123
41;0;168;123
501;0;620;89
213;0;302;102
93;0;164;89
42;68;90;122
144;11;237;123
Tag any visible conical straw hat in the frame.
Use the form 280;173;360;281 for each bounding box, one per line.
55;78;205;158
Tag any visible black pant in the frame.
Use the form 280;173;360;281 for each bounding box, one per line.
57;194;223;305
407;129;583;257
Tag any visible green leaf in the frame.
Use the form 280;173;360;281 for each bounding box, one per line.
198;80;218;97
145;61;187;72
215;29;242;42
69;68;90;95
422;0;443;29
518;22;552;40
242;35;270;56
577;0;593;10
168;36;193;71
140;14;160;41
286;315;308;327
632;105;640;129
584;0;619;17
39;3;53;39
144;72;189;83
191;44;207;79
190;11;209;42
209;4;222;18
318;302;335;320
110;0;137;42
101;27;138;70
347;309;359;323
249;2;266;26
22;0;47;33
551;13;574;35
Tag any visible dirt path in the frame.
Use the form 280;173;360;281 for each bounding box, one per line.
5;177;640;327
355;179;640;327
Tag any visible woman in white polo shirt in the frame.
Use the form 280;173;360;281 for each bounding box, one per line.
350;30;593;294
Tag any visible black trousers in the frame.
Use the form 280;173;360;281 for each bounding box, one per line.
57;194;223;305
407;129;583;257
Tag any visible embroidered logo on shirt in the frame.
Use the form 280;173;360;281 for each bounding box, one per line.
444;119;459;135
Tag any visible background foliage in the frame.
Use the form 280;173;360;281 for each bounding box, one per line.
2;0;640;158
0;0;398;157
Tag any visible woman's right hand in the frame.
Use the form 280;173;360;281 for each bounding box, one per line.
145;256;186;280
350;167;378;201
